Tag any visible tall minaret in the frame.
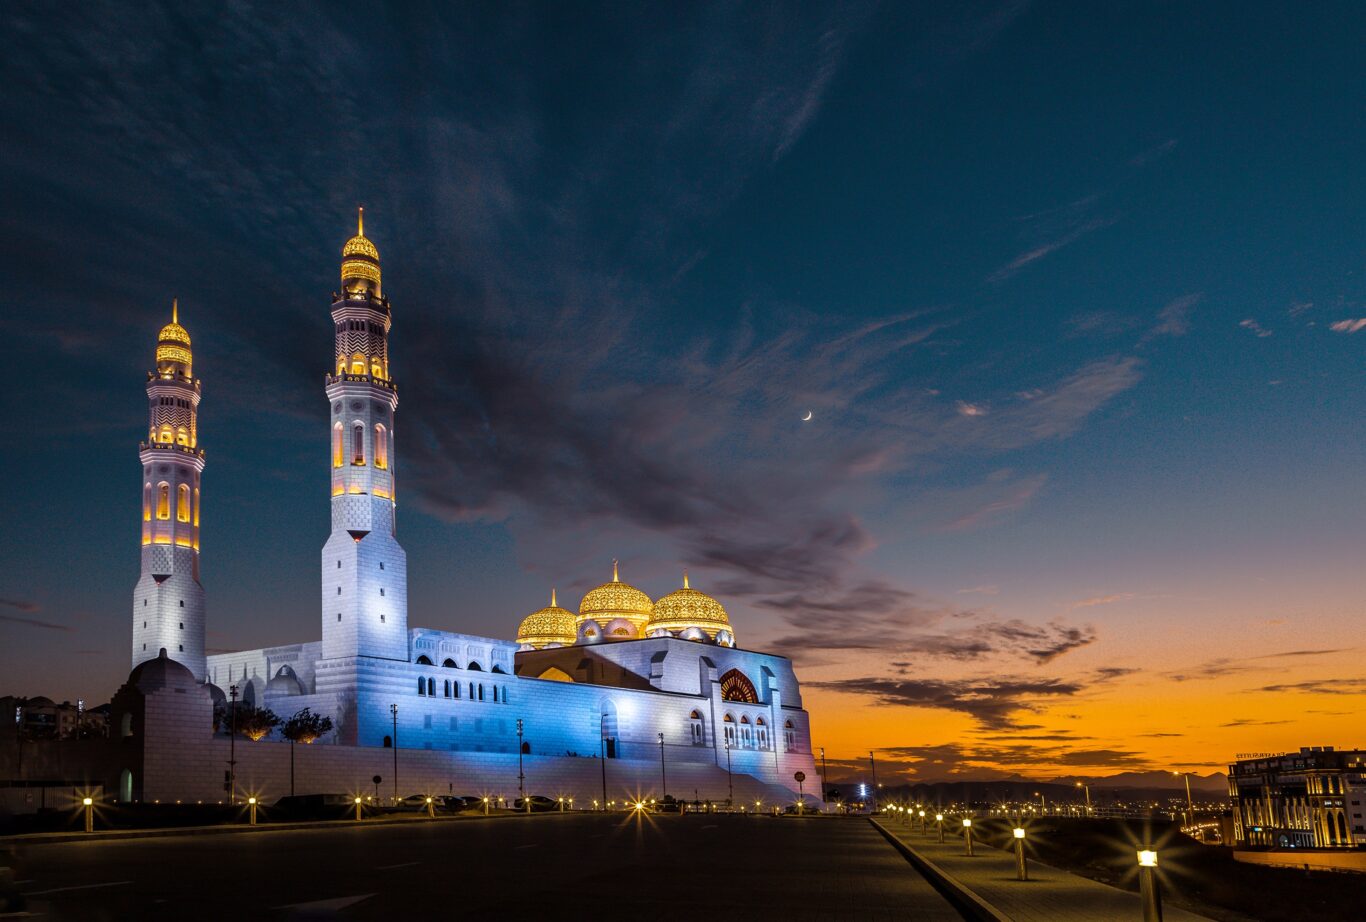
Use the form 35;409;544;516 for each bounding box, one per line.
320;209;409;661
132;300;207;680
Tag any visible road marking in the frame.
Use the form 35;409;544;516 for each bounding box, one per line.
273;895;374;912
376;861;419;870
514;844;539;849
24;881;131;896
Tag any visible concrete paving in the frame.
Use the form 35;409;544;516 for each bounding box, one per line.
6;813;966;920
874;818;1215;922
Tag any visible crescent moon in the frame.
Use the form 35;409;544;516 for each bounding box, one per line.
802;411;813;421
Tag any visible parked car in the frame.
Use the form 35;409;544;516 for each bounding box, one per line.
456;795;486;810
513;795;558;812
397;793;439;812
272;794;373;820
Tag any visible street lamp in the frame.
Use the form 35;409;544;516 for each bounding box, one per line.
819;746;828;803
517;718;526;810
869;750;878;813
962;818;974;856
918;809;926;833
658;731;667;800
354;796;363;821
936;813;945;843
1137;849;1163;922
82;796;94;833
724;739;734;803
390;703;399;804
1172;771;1193;823
248;795;258;826
1013;826;1027;880
227;683;239;805
1076;781;1091;813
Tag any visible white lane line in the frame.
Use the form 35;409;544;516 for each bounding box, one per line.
24;880;131;896
514;843;539;849
376;861;419;870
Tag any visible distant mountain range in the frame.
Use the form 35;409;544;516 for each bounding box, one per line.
828;770;1228;804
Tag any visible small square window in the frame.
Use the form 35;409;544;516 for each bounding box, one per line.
142;643;146;651
380;588;385;597
380;562;385;570
179;623;183;629
143;621;147;628
337;560;342;568
337;613;342;621
178;644;184;652
337;587;342;595
179;600;184;608
381;614;386;623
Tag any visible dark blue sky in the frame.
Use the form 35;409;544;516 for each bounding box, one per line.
3;2;1363;776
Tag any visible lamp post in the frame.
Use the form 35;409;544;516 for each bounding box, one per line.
658;731;667;800
918;809;926;833
1013;826;1028;880
248;796;258;826
599;729;608;810
869;751;878;813
227;683;239;805
1076;781;1091;814
354;796;363;821
936;813;945;843
819;747;828;802
1137;849;1163;922
1172;771;1193;824
82;796;94;833
517;718;526;809
724;739;734;803
390;704;399;805
426;795;435;818
962;818;974;856
1033;791;1045;815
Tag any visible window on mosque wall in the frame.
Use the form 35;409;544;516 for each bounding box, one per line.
193;488;200;527
352;423;365;465
176;484;191;523
143;483;152;521
351;352;366;375
176;426;189;446
374;424;388;469
156;482;170;520
719;668;759;703
332;423;344;468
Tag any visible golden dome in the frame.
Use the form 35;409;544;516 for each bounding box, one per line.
516;589;577;648
648;571;731;637
341;207;381;288
578;561;653;630
155;299;192;370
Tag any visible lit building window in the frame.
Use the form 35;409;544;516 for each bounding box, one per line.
374;424;388;469
333;422;344;468
143;483;152;522
156;482;170;520
176;484;190;523
352;423;365;465
351;352;366;375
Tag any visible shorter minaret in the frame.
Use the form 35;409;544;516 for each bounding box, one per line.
131;300;207;681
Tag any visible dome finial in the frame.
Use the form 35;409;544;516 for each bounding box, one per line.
171;297;178;324
357;205;364;237
683;568;690;590
612;559;619;582
551;587;557;607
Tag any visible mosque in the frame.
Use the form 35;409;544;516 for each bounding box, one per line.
112;211;820;805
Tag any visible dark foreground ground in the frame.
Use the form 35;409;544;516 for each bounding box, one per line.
5;813;965;921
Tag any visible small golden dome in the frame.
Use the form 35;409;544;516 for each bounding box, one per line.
516;589;577;648
578;560;653;631
155;299;192;370
341;207;381;288
648;571;731;638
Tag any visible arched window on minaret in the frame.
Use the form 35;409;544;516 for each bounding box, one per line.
374;424;388;469
176;484;191;523
176;426;189;446
143;483;152;522
156;483;170;520
352;423;365;466
332;422;344;468
370;355;383;378
350;352;366;375
193;487;200;526
160;425;174;444
336;355;346;375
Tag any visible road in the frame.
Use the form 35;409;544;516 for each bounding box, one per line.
6;813;965;920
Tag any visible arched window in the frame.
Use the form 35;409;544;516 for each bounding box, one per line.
521;741;531;755
784;719;796;752
143;483;151;522
756;716;768;749
418;677;426;695
156;482;170;520
492;686;499;703
468;682;474;699
176;426;189;446
193;488;200;527
477;684;485;701
383;735;392;748
689;710;704;745
352;423;365;465
370;356;384;378
444;680;451;698
722;713;737;747
332;422;344;468
467;662;483;672
428;677;436;697
416;655;433;665
491;665;506;674
719;669;758;703
442;658;458;668
176;484;191;523
374;424;388;469
336;355;346;375
453;681;460;699
351;352;366;375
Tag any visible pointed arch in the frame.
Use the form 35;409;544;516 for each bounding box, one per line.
719;668;758;703
350;352;366;375
351;422;365;465
332;422;344;468
156;482;170;520
176;483;191;523
143;483;152;522
374;424;388;469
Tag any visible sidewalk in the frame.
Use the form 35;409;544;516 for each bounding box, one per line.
872;819;1214;922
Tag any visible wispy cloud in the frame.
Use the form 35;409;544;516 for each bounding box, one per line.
809;675;1084;729
1143;293;1202;342
1256;678;1366;695
1068;593;1135;610
1128;138;1178;168
957;585;1000;595
987;218;1117;283
0;597;73;633
1329;318;1366;334
1239;318;1273;338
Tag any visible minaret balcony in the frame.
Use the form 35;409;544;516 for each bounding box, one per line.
325;373;397;392
139;442;206;460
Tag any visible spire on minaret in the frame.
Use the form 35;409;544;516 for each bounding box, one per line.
171;297;178;324
683;569;690;590
551;587;557;608
357;205;364;236
612;559;619;582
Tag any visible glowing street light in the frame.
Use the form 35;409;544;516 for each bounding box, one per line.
1137;850;1163;922
1013;826;1028;880
354;796;363;821
82;796;94;833
1075;780;1092;813
962;817;974;856
426;795;435;818
936;812;945;843
1172;771;1194;823
247;796;258;826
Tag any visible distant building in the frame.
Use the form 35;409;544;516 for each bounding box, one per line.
0;697;107;740
1228;747;1365;848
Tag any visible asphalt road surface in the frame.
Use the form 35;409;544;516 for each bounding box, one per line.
6;813;965;921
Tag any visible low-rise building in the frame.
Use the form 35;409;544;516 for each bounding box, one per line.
1228;747;1365;848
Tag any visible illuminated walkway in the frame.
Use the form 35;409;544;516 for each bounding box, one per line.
873;818;1214;922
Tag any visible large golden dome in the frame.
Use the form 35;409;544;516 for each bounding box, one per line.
578;561;653;632
648;572;731;639
341;207;381;289
516;590;576;649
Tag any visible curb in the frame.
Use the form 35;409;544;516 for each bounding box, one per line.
869;818;1011;922
0;809;571;847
